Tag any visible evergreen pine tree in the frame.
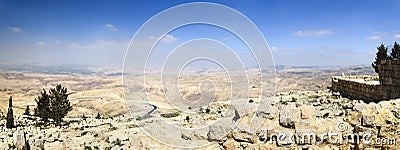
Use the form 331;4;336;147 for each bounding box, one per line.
48;84;73;126
34;89;50;122
6;96;14;128
96;112;101;119
372;44;389;73
23;105;30;116
34;84;73;126
390;41;400;60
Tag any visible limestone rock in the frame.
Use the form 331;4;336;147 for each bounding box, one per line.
207;124;227;141
361;115;375;127
299;105;315;119
256;106;278;120
13;129;27;150
391;108;400;119
279;106;300;128
30;139;45;150
353;102;367;112
223;139;240;149
232;130;254;143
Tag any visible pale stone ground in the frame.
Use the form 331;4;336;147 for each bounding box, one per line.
1;65;399;149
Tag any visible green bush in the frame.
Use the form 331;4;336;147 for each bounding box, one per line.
127;124;139;128
111;138;123;146
104;146;112;150
95;112;101;119
185;116;190;122
23;105;30;116
205;108;211;113
161;112;180;118
84;146;92;150
322;113;329;118
109;126;118;131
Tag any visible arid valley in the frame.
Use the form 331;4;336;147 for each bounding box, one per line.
1;64;399;149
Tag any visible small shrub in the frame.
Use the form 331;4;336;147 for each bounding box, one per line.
127;124;139;128
308;95;319;99
109;126;118;131
112;138;123;146
95;112;101;119
280;101;288;105
136;116;142;121
161;112;180;118
249;99;254;103
82;114;87;121
104;146;112;150
84;146;92;150
23;105;30;116
205;108;211;113
291;97;298;102
93;146;99;150
81;131;90;136
185;116;190;122
322;113;329;118
8;143;16;149
93;133;99;137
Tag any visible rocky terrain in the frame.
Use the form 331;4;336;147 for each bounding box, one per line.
1;65;399;149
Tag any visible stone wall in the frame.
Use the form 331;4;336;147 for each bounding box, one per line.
331;76;381;102
331;59;400;102
378;59;400;100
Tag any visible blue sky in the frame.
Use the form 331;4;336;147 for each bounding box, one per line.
1;0;400;67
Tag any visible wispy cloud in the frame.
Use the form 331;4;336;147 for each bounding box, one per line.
68;42;84;49
149;34;179;43
395;34;400;38
87;40;124;48
7;27;22;32
36;41;46;46
270;46;278;52
366;35;382;40
105;24;119;32
292;29;333;37
366;31;385;41
67;40;126;50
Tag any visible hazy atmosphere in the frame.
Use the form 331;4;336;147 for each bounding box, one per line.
1;0;400;67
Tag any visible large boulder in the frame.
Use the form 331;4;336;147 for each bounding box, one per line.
361;115;375;127
13;129;27;150
299;105;315;119
207;124;227;141
232;129;255;143
257;106;278;120
223;139;241;149
279;106;300;128
30;139;45;150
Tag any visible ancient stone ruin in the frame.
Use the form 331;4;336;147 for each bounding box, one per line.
332;59;400;102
